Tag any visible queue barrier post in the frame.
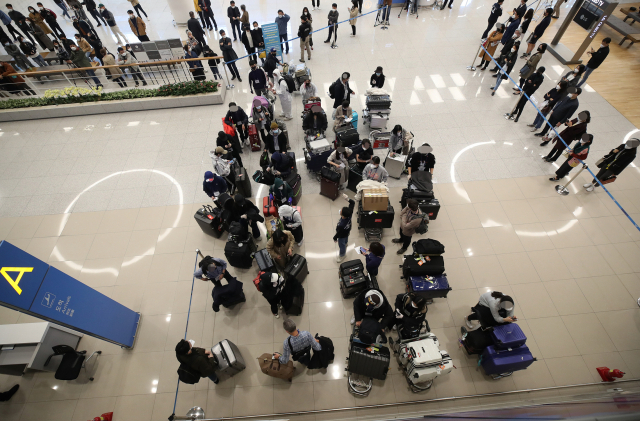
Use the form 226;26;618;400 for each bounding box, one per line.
555;164;588;196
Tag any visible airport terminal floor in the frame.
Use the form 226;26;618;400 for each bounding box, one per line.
1;0;640;420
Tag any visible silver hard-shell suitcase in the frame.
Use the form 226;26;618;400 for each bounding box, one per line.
212;339;246;376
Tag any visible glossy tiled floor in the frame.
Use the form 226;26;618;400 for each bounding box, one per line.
1;0;640;420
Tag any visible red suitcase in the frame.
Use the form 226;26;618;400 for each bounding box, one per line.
249;124;261;152
263;196;278;217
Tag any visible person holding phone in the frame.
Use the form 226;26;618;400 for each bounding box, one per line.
362;242;385;277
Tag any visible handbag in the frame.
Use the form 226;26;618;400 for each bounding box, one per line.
561;148;571;159
257;353;295;381
519;64;530;75
601;175;617;185
595;157;605;168
321;166;341;183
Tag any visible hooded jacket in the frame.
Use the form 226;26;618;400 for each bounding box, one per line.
270;152;292;177
265;130;288;154
203;171;228;198
353;289;394;327
231;194;264;223
363;162;389;183
176;347;217;377
400;206;424;236
266;230;295;263
600;144;638;175
333;198;355;240
269;177;293;201
225;106;248;127
394;293;427;325
278;205;302;229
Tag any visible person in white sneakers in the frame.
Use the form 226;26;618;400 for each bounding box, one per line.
584;139;639;192
272;68;293;120
278;205;303;246
464;291;516;331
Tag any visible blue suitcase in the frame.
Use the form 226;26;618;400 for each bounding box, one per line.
491;323;526;350
408;275;451;299
351;110;358;130
481;345;535;376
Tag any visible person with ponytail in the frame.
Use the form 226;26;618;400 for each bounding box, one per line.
464;290;516;330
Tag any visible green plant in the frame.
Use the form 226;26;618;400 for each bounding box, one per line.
0;80;219;110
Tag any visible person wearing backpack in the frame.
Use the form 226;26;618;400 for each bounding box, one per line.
272;68;292;120
278;204;303;246
259;272;287;318
195;255;233;284
175;339;219;384
274;319;321;365
393;293;427;333
329;72;353;109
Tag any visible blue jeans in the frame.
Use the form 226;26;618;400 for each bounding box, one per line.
85;69;102;86
576;66;594;88
337;237;348;257
32;55;48;67
493;73;504;91
57;3;71;19
279;34;289;53
532;113;546;129
208;373;218;383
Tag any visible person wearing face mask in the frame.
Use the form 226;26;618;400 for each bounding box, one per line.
370;66;385;88
542;111;590;161
58;34;74;53
536;87;581;138
514;43;546;92
269;151;293;179
325;3;339;44
203;170;228;201
185;30;201;54
265;122;288;154
72;16;92;39
549;133;593;181
0;8;22;41
490;40;520;95
202;45;221;80
298;15;311;62
272;68;292;120
389;125;410;155
392;199;425;255
561;64;585;88
100;48;126;87
225;102;249;147
499;10;518;45
278;204;303;246
269;177;294;208
6;4;36;45
333;100;352;128
86;32;102;62
67;43;103;87
302;105;327;134
356;139;374;170
330;72;353;110
241;23;256;60
301;8;313;48
393;293;427;333
528;80;568;131
19;35;47;68
328;144;353;190
73;34;92;58
506;66;545;122
478;25;503;71
248;59;267;96
252;100;270;143
117;46;147;86
362;156;389;183
25;17;54;51
584;138;639;192
3;39;33;71
250;21;265;62
187;11;205;48
274;9;290;54
71;5;92;31
82;0;106;27
27;6;51;37
127;10;148;41
519;9;534;40
217;130;243;166
577;38;610;88
52;39;69;63
482;0;503;40
219;29;242;81
184;44;206;81
98;4;126;44
258;271;288;318
36;3;65;39
351;288;394;337
263;47;281;81
489;28;518;71
228;1;241;41
197;0;215;30
174;339;219;384
521;8;552;58
299;78;318;102
464;291;516;331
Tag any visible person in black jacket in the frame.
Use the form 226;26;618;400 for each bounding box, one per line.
584;139;639;192
187;11;206;47
482;0;503;39
370;66;385;88
521;8;552;58
490;40;520;96
298;15;311;62
506;66;545;122
231;193;264;239
251;21;265;63
227;1;241;41
490;29;519;71
225;102;249;147
331;72;354;109
198;0;217;31
393;292;427;333
351;288;394;336
576;38;610;88
82;0;105;27
216;130;243;167
513;0;526;24
202;45;221;80
333;194;354;262
241;23;256;60
263;47;281;81
36;3;65;39
536;87;581;137
529;80;568;131
302;105;327;133
219;29;241;81
6;4;35;44
175;339;219;383
264;122;288;153
408;144;435;178
248;60;267;96
258;272;287;317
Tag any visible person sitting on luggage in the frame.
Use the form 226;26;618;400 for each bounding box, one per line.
231;194;264;240
362;241;385;277
392;199;425;255
393;292;427;334
370;66;385;88
224;102;250;148
278;204;303;246
203;171;229;202
333;193;355;262
268;151;292;178
362;156;389;183
210;146;236;192
350;288;394;342
328;143;353;190
464;290;517;331
355;139;373;170
175;339;219;384
259;272;287;318
195;255;233;285
264;122;288;154
252;100;270;144
334;100;352;129
274;318;321;366
408;143;435;179
302;105;328;134
216;130;243;168
267;229;295;269
389;124;411;154
269;177;293;207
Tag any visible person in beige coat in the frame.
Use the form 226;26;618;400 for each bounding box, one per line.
267;229;295;269
392;199;425;254
349;2;358;36
101;48;127;88
75;35;92;56
478;27;503;70
127;10;149;41
515;43;545;90
27;6;52;35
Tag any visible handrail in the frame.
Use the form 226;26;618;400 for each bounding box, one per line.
4;55;225;78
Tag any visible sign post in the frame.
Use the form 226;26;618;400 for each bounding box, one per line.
261;23;283;61
0;241;141;349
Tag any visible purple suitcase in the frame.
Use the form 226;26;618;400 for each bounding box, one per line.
491;323;526;350
481;345;535;376
408;275;451;299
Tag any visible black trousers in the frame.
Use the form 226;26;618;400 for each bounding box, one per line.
512;95;528;120
133;4;148;18
130;68;146;84
399;227;412;249
544;147;563;162
326;25;337;42
226;61;240;79
555;160;575;179
231;20;241;40
482;19;497;39
203;10;217;30
351;25;356;35
235;123;248;141
17;23;35;44
112;76;127;87
279;33;289;52
357;0;363;12
312;0;320;7
89;9;106;25
288;225;303;243
48;20;66;38
442;0;454;8
539;119;559;136
245;46;257;60
592;168;615;186
137;35;150;42
6;23;23;41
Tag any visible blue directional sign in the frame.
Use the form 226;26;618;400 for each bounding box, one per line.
262;22;283;60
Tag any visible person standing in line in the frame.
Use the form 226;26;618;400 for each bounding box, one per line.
576;38;610;88
299;78;318;102
27;6;51;37
262;47;281;82
74;33;92;57
349;1;358;36
584;139;639;192
187;12;206;48
252;101;270;144
328;143;352;189
67;43;103;87
312;0;321;10
127;0;149;20
272;68;292;119
128;10;149;41
248;59;267;96
333;100;352;128
99;4;126;44
506;66;545;122
193;0;205;28
199;0;217;31
490;40;520;95
298;14;311;62
302;7;313;50
542;111;590;162
519;9;534;41
258;272;287;318
174;339;219;384
501;10;519;44
324;3;338;44
333;193;355;263
549;133;593;181
0;9;22;41
552;0;566;18
26;17;54;51
18;35;47;67
478;25;503;70
362;156;389;182
392;199;424;255
101;48;127;87
512;0;526;23
82;0;105;27
251;21;265;62
219;29;241;81
528;80;568;132
225;102;249;148
72;16;92;40
72;4;94;32
267;229;295;269
382;0;391;25
117;46;147;86
363;242;385;278
6;4;35;44
241;23;256;61
36;3;64;39
521;8;552;58
408;143;435;178
228;1;241;41
52;0;71;19
514;42;545;91
490;29;519;71
535;87;581;138
275;9;290;54
217;130;243;166
482;0;503;40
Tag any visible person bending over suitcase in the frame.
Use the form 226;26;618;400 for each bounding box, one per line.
274;319;321;366
195;255;233;285
259;272;287;318
230;194;264;240
464;291;517;331
328;144;353;190
303;105;328;134
362;156;388;183
393;293;427;336
389;125;411;155
175;339;219;384
392;199;425;255
350;289;394;342
267;229;295;269
216;130;243;168
268;151;293;179
278;205;303;246
408;143;435;179
203;171;229;203
269;177;293;207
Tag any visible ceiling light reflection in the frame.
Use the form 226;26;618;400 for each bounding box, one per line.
426;89;443;103
450;73;465;87
413;76;425;90
448;87;465;101
450;141;496;183
430;75;446;88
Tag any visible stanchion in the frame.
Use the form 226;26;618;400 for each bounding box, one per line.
222;63;234;90
374;5;389;28
467;43;483;71
555;164;587;196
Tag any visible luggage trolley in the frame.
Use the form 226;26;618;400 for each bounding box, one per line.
384;138;414;179
357;201;394;242
346;324;391;396
389;321;453;392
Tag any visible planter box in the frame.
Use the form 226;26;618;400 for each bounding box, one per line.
0;85;226;122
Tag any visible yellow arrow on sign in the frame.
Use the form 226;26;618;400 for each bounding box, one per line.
1;267;34;295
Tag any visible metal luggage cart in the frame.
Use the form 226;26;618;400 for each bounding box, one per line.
346;324;392;396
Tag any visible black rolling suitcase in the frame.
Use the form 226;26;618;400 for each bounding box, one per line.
357;202;394;229
284;254;309;283
461;328;494;355
366;95;392;110
348;341;390;380
194;205;224;238
423;198;440;220
235;167;252;198
287;151;297;171
347;165;363;193
255;248;277;273
400;189;435;210
412;239;445;255
401;255;445;279
339;260;368;298
286;172;302;206
224;236;257;269
286;281;305;316
336;127;359;147
216;192;234;210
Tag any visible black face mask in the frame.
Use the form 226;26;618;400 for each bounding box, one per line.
251;66;257;70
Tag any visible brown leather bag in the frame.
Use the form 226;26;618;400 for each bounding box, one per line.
257;353;295;382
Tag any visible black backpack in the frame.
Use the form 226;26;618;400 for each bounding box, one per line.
177;363;200;384
199;256;215;276
358;317;381;344
280;74;296;93
328;80;339;99
228;221;249;242
412;239;445;255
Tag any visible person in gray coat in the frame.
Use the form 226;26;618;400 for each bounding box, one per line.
26;17;54;51
3;40;32;70
325;3;339;43
536;87;581;138
219;29;241;81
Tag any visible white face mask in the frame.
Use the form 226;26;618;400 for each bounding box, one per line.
513;34;518;39
574;68;579;73
362;146;368;150
600;44;605;49
556;84;561;90
625;144;632;149
188;339;195;347
580;139;586;144
512;47;516;52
